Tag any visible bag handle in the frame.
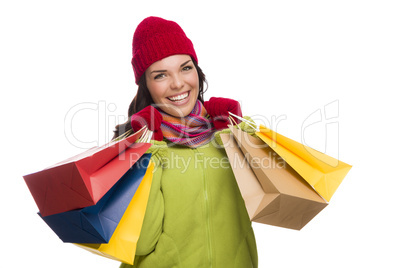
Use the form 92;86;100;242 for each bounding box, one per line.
228;112;259;132
111;125;152;143
137;127;153;143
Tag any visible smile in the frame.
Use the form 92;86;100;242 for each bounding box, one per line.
167;91;189;102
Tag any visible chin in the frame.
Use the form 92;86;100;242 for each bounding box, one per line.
162;94;198;118
167;105;194;117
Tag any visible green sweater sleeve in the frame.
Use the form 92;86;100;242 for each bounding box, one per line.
213;116;257;146
135;141;167;256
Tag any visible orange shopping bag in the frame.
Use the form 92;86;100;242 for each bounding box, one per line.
229;113;352;202
256;125;351;202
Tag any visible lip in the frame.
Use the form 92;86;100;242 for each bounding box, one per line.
166;90;191;106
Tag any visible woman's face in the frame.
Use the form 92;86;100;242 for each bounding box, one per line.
145;54;199;117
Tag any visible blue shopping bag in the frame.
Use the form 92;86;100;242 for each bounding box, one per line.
39;153;152;243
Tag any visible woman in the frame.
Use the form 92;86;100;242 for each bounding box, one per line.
116;16;258;268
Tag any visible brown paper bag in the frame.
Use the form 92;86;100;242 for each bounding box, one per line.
220;126;327;230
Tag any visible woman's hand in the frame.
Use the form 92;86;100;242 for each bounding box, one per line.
204;97;243;130
131;106;164;141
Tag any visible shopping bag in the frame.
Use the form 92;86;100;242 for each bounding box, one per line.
221;127;327;230
256;125;352;202
75;162;155;265
38;153;152;243
23;130;151;216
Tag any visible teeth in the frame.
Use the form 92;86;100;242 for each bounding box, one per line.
168;92;189;101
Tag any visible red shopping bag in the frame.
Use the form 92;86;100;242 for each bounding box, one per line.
23;131;151;216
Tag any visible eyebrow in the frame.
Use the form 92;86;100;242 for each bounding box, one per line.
150;60;192;74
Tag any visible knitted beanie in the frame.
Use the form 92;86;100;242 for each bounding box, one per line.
131;16;198;84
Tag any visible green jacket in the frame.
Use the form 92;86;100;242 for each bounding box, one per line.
121;132;258;268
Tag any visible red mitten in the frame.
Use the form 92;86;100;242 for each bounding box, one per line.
204;97;243;130
131;106;163;141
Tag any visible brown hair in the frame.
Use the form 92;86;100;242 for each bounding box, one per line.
112;60;207;139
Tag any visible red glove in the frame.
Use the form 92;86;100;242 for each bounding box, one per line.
131;106;163;141
204;97;243;130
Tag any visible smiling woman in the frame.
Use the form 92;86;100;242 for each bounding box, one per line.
115;16;256;268
113;58;207;139
145;55;200;117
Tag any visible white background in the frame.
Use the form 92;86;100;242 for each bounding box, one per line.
1;0;401;267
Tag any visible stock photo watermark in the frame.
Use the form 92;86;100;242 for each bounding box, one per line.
64;100;341;167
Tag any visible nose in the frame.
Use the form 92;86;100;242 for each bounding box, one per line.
170;73;184;90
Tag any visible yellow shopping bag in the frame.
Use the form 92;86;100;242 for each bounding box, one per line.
256;125;351;202
76;162;155;265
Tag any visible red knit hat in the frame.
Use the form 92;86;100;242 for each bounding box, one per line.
131;16;198;84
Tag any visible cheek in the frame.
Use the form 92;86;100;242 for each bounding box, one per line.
190;72;199;89
147;83;166;104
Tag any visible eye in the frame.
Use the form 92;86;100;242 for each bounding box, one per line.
154;73;166;80
182;65;193;72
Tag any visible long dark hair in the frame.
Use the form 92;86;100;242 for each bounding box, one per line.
112;59;207;139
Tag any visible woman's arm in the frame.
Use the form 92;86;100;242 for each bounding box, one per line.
135;142;167;256
135;160;164;255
